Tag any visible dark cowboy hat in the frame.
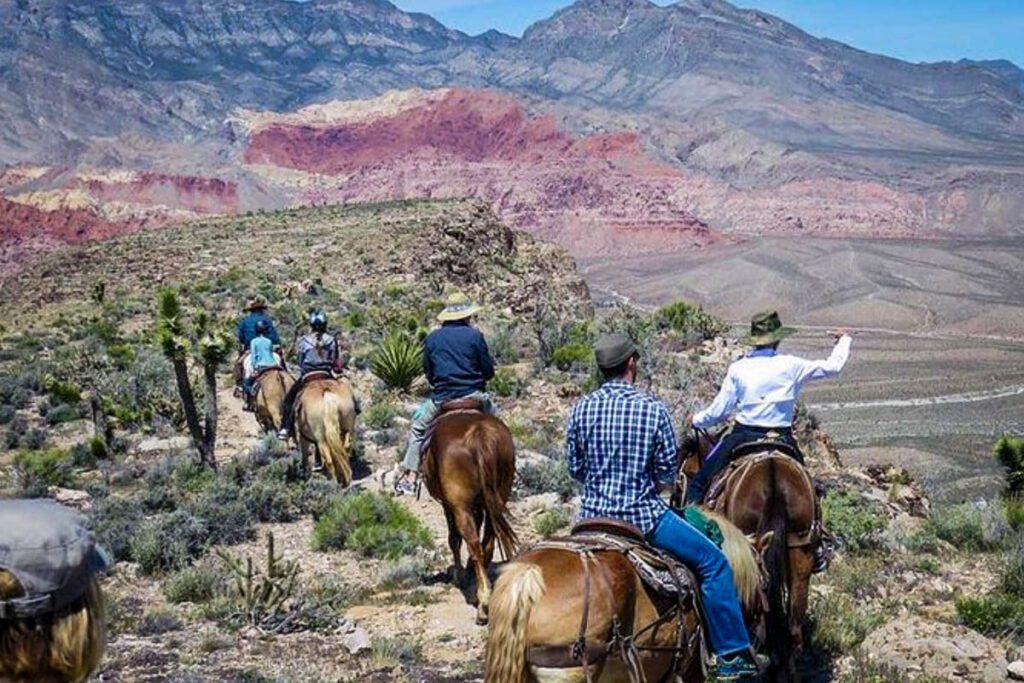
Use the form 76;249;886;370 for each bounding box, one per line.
244;296;269;312
594;333;639;369
0;500;111;618
745;310;796;346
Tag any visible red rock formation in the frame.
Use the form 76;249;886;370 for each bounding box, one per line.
246;89;723;257
76;173;240;215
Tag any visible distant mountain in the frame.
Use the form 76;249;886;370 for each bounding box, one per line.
1;0;1023;267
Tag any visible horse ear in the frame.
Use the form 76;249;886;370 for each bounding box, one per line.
753;531;775;555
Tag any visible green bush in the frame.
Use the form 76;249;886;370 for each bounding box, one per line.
517;458;579;501
45;403;82;425
296;478;343;520
312;491;433;559
924;502;1010;552
822;491;886;552
809;591;884;653
164;561;228;604
364;402;399;430
996;435;1024;496
655;300;729;341
534;508;571;538
956;593;1024;637
551;342;592;372
370;637;423;669
44;376;82;405
91;496;146;561
13;448;75;494
131;510;210;575
241;476;298;523
1005;497;1024;530
371;333;423;392
1000;537;1024;598
490;367;523;398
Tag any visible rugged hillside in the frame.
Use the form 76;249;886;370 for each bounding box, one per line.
2;0;1023;270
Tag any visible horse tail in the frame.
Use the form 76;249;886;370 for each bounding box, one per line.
485;561;544;683
467;422;518;560
703;509;759;610
321;390;353;486
764;458;791;662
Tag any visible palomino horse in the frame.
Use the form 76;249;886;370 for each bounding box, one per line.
484;510;771;683
295;376;357;486
422;407;517;625
253;368;294;434
680;429;817;680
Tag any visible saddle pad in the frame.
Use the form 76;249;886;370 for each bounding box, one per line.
704;451;784;510
533;533;697;603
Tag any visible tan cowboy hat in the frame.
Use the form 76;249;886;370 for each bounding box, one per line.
745;310;796;346
244;296;269;312
437;292;482;322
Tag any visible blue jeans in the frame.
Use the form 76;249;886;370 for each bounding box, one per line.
647;509;751;657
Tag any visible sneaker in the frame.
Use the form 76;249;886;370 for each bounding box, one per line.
394;478;417;496
716;652;768;680
276;429;290;441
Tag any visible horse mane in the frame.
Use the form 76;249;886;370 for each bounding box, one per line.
701;509;759;610
0;571;106;683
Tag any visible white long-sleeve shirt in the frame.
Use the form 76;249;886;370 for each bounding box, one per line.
693;335;852;429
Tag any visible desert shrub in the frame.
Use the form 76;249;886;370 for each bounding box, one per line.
0;404;15;425
534;508;571;538
490;367;523;398
551;342;592;372
44;376;82;405
164;561;229;605
296;478;343;519
371;332;423;392
1005;497;1024;530
923;502;1010;552
12;448;75;494
376;555;430;591
488;320;523;364
837;652;941;683
241;476;297;523
999;536;1024;598
517;457;579;501
45;402;82;425
20;427;47;450
312;491;432;559
137;609;184;636
0;376;32;409
996;435;1024;497
131;510;211;575
655;300;728;341
370;637;423;669
364;402;399;430
808;591;884;653
189;480;257;545
956;593;1024;638
822;490;886;552
91;496;146;561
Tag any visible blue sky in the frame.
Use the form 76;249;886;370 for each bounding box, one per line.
392;0;1024;67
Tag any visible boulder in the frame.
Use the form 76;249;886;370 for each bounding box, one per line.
342;625;372;655
861;616;1008;683
1009;660;1024;681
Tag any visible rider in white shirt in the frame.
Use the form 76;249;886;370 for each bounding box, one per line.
686;311;852;505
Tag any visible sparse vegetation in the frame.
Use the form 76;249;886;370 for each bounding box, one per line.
534;508;571;538
995;434;1024;496
822;490;886;552
921;502;1010;552
517;457;579;501
655;300;729;342
12;447;75;494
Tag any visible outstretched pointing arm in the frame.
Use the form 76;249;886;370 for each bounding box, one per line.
794;334;852;384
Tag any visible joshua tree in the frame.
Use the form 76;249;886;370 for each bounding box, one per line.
156;288;232;468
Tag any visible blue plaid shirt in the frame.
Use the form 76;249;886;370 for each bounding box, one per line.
565;380;679;534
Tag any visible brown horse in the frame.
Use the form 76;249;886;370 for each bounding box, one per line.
253;368;294;434
295;377;357;485
680;429;817;680
422;410;518;625
484;510;771;683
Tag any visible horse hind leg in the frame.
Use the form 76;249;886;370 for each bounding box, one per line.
454;506;491;625
443;503;464;585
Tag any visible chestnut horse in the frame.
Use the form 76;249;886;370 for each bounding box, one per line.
422;410;517;625
295;377;357;485
253;368;294;434
680;429;817;680
484;509;771;683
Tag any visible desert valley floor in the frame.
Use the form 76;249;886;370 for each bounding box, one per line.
584;236;1024;502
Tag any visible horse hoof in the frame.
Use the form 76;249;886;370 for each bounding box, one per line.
475;611;489;626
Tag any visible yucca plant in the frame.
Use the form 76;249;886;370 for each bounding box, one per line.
371;332;423;392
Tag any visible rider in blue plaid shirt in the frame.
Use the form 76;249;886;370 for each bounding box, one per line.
565;334;764;680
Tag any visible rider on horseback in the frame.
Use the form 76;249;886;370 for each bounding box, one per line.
686;311;851;503
277;310;346;441
234;296;282;398
395;292;496;496
241;320;280;411
566;333;766;680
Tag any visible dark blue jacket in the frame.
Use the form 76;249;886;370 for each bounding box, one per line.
237;311;281;349
424;321;495;402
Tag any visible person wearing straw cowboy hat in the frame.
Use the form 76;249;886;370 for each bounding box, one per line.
685;311;852;506
234;296;283;401
395;292;496;495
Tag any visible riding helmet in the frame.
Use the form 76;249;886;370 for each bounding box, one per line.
309;310;328;330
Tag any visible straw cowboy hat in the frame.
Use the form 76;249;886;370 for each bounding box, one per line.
437;292;482;322
244;296;269;312
745;310;796;346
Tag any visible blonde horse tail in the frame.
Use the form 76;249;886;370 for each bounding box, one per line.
485;562;544;683
321;391;352;486
467;422;518;559
703;509;759;610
